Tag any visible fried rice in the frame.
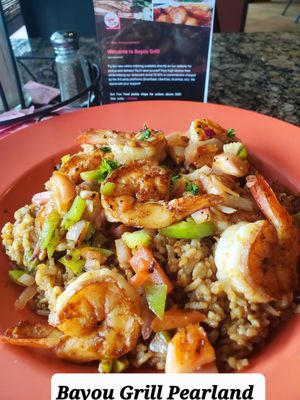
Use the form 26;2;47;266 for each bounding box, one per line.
1;119;299;373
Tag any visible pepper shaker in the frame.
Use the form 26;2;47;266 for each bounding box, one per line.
50;31;91;107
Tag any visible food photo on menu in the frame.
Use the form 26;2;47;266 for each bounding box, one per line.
0;0;299;399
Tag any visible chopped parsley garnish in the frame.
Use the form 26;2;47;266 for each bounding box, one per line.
171;175;180;184
140;129;151;141
97;159;119;182
227;128;236;138
139;124;152;141
100;146;111;153
185;181;199;195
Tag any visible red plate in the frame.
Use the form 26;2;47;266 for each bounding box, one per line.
0;101;299;400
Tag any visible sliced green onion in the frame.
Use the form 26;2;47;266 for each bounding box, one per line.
80;159;118;183
47;229;64;259
98;359;113;373
122;230;152;249
100;182;115;196
27;258;39;272
41;210;61;250
97;159;118;182
9;270;26;285
238;145;248;160
144;282;167;320
227;128;236;138
113;358;129;373
160;221;216;239
140;130;151;141
23;250;39;272
61;195;86;229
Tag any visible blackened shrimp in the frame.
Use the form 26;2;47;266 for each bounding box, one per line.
101;161;223;229
76;126;167;165
185;119;227;168
0;269;142;362
215;175;299;303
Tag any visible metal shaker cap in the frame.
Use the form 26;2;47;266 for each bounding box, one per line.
50;31;79;53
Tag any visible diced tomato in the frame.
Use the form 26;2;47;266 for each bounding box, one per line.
129;246;173;293
129;270;151;289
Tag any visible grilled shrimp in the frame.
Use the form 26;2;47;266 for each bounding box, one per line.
215;175;299;303
186;168;260;228
185;119;227;167
1;269;142;362
165;324;216;373
59;148;105;184
101;161;223;229
212;153;249;177
76;126;167;165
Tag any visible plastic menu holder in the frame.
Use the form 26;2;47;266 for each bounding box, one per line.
94;0;215;104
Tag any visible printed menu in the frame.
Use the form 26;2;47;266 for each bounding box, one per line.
93;1;215;103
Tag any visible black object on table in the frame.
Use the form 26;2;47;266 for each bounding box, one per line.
10;32;299;126
0;63;101;126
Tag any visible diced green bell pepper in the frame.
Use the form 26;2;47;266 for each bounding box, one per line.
40;210;61;250
113;358;129;373
98;359;113;373
122;230;152;249
61;195;86;229
100;182;115;196
80;169;102;182
144;282;167;320
59;250;85;275
98;358;128;373
160;221;216;240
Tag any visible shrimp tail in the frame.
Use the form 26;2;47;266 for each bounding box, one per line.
168;194;223;218
0;320;63;349
247;175;298;242
247;174;299;294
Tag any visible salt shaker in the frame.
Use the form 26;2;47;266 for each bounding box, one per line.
50;31;91;107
